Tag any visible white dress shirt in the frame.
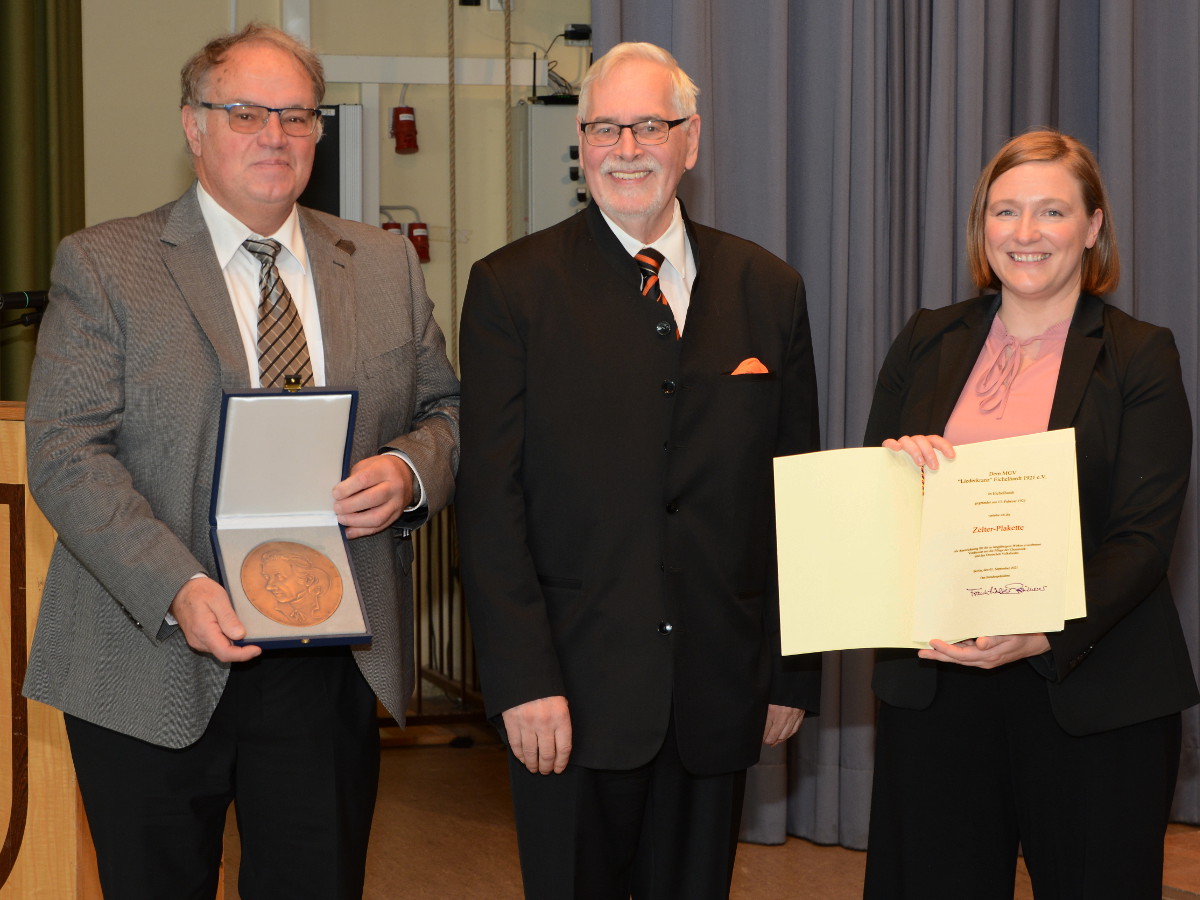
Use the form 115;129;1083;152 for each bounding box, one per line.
196;183;327;386
600;199;696;334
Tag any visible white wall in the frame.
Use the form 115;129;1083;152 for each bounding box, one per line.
81;0;590;350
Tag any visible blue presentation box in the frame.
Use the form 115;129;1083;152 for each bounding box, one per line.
210;388;371;648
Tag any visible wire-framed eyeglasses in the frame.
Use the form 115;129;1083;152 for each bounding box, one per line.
580;117;690;147
198;102;321;137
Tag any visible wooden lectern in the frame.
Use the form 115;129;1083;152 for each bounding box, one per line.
0;402;101;898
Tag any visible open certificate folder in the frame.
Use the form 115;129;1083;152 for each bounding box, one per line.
774;429;1086;655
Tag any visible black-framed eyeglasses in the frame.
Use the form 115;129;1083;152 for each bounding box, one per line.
580;117;690;147
198;102;321;137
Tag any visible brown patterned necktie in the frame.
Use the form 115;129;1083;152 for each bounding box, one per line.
635;247;679;340
244;237;313;388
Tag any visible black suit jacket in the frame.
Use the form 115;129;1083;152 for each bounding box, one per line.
865;293;1198;735
457;203;822;774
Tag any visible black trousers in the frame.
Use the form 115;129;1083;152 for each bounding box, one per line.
864;660;1182;900
66;647;380;900
507;715;748;900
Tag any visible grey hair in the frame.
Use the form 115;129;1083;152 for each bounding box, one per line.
578;42;699;122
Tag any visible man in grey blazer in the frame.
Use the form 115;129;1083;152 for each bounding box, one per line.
22;24;458;900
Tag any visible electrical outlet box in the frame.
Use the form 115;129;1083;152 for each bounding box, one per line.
564;24;592;46
488;0;509;10
510;102;588;238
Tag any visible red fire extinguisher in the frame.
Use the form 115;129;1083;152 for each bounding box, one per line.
405;222;430;263
381;207;431;264
391;106;418;153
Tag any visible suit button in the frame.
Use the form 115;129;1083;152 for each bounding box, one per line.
657;621;674;634
666;500;679;513
656;321;673;337
661;380;676;395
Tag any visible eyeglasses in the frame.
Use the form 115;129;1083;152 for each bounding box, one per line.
579;117;690;147
198;102;321;137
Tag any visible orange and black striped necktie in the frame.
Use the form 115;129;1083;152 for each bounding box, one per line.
635;247;679;340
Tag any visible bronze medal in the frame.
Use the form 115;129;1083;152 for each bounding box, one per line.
240;540;343;627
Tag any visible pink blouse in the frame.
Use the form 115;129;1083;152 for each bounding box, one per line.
944;313;1070;445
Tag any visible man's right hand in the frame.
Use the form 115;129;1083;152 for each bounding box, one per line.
502;695;572;774
169;577;262;663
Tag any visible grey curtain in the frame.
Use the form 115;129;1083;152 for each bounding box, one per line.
592;0;1200;848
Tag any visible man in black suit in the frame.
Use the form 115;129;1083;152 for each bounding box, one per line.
457;42;821;898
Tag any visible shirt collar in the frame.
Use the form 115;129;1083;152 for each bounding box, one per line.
600;199;690;279
195;182;309;273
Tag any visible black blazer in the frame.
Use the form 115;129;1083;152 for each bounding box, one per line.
457;202;822;774
865;294;1198;735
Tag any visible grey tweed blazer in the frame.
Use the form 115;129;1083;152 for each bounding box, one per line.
23;184;460;749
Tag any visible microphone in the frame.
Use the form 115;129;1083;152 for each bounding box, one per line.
0;291;49;311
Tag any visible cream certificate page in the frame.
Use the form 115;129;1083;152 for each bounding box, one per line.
774;429;1084;655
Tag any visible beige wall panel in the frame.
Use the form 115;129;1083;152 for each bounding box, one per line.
82;1;225;225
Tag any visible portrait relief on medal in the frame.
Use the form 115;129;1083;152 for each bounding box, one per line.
240;541;343;627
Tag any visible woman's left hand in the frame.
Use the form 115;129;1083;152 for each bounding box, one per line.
918;633;1051;668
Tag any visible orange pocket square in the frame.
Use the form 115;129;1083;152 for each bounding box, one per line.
731;357;769;375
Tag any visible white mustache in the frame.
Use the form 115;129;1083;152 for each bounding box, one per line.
599;158;660;176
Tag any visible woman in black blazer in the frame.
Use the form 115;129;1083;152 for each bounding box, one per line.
862;130;1198;899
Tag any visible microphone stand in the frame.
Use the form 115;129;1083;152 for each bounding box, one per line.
1;310;44;329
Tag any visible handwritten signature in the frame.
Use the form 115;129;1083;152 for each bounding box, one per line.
966;582;1047;597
